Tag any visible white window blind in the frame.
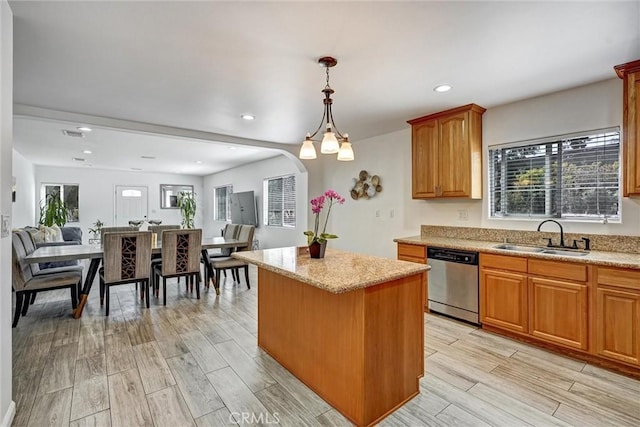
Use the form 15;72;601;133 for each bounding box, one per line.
214;185;233;222
263;175;296;227
489;128;620;220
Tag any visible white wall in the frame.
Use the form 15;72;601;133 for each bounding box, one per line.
34;166;203;241
0;1;13;425
482;78;640;235
318;78;640;259
11;149;35;227
202;155;308;249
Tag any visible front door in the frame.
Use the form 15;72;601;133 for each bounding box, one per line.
115;185;148;226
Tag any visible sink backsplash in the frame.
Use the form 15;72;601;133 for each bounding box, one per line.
421;225;640;254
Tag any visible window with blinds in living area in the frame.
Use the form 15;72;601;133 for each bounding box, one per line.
263;174;296;227
488;128;621;221
214;185;233;222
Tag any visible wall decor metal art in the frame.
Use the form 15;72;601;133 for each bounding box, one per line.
350;170;382;200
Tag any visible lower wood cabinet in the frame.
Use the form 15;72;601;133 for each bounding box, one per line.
480;253;590;352
480;269;528;333
595;267;640;366
396;242;428;311
529;277;588;351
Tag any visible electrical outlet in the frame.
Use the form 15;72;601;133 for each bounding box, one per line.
1;214;10;237
458;209;468;221
375;210;381;218
390;209;395;218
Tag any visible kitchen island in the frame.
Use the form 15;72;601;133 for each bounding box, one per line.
232;247;429;427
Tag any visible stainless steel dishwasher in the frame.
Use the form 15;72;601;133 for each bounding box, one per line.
427;247;479;324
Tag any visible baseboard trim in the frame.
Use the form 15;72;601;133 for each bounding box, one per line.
0;401;15;427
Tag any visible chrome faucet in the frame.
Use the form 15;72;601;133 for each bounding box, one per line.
537;219;566;248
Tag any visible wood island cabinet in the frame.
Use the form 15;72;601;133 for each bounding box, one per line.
615;59;640;196
595;267;640;366
407;104;485;199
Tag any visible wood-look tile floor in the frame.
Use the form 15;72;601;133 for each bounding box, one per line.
12;265;640;426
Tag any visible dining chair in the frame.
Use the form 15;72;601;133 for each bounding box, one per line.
210;225;255;290
202;223;241;284
99;231;152;316
152;228;203;305
11;233;83;327
100;226;139;242
148;224;181;236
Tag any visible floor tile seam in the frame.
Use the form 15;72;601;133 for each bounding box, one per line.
253;383;321;423
509;349;586;375
14;367;47;427
567;381;640;420
491;366;640;426
27;385;74;426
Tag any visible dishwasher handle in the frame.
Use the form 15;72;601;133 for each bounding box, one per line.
427;247;479;265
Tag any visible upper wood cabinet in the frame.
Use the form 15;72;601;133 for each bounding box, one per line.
407;104;485;199
615;59;640;196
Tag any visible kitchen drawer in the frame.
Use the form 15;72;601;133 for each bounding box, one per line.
397;243;426;261
597;267;640;291
480;253;527;273
528;259;588;282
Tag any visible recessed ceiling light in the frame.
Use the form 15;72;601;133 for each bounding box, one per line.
140;155;156;159
82;150;92;154
77;126;92;132
433;84;452;93
229;146;237;150
241;114;255;121
72;157;85;162
195;160;203;164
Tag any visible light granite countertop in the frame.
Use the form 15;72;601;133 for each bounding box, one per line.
232;246;430;294
394;235;640;270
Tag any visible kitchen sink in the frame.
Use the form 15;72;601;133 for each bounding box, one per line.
493;244;588;257
539;249;589;257
493;244;544;253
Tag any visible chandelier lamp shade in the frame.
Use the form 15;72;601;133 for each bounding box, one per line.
299;56;355;161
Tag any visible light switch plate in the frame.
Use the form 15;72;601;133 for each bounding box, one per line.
1;214;10;237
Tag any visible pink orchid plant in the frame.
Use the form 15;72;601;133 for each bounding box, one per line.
304;189;346;245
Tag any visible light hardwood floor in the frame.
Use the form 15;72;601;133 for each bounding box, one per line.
11;265;640;426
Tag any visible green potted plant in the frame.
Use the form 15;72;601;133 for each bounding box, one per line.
88;219;104;240
177;191;196;229
39;190;69;227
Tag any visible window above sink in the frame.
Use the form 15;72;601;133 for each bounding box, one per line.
488;127;620;222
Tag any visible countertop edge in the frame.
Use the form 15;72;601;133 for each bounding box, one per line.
395;236;640;269
233;249;430;294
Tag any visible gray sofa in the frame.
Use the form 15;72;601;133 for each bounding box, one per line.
24;226;82;269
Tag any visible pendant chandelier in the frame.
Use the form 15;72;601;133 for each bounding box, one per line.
299;56;354;161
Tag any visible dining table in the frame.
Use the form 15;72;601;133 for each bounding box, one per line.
23;236;242;318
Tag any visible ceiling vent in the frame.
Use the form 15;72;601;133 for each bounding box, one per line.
62;129;84;138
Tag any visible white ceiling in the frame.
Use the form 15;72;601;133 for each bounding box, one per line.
13;116;281;175
9;0;640;174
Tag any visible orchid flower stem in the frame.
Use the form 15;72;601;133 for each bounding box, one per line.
322;200;333;235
